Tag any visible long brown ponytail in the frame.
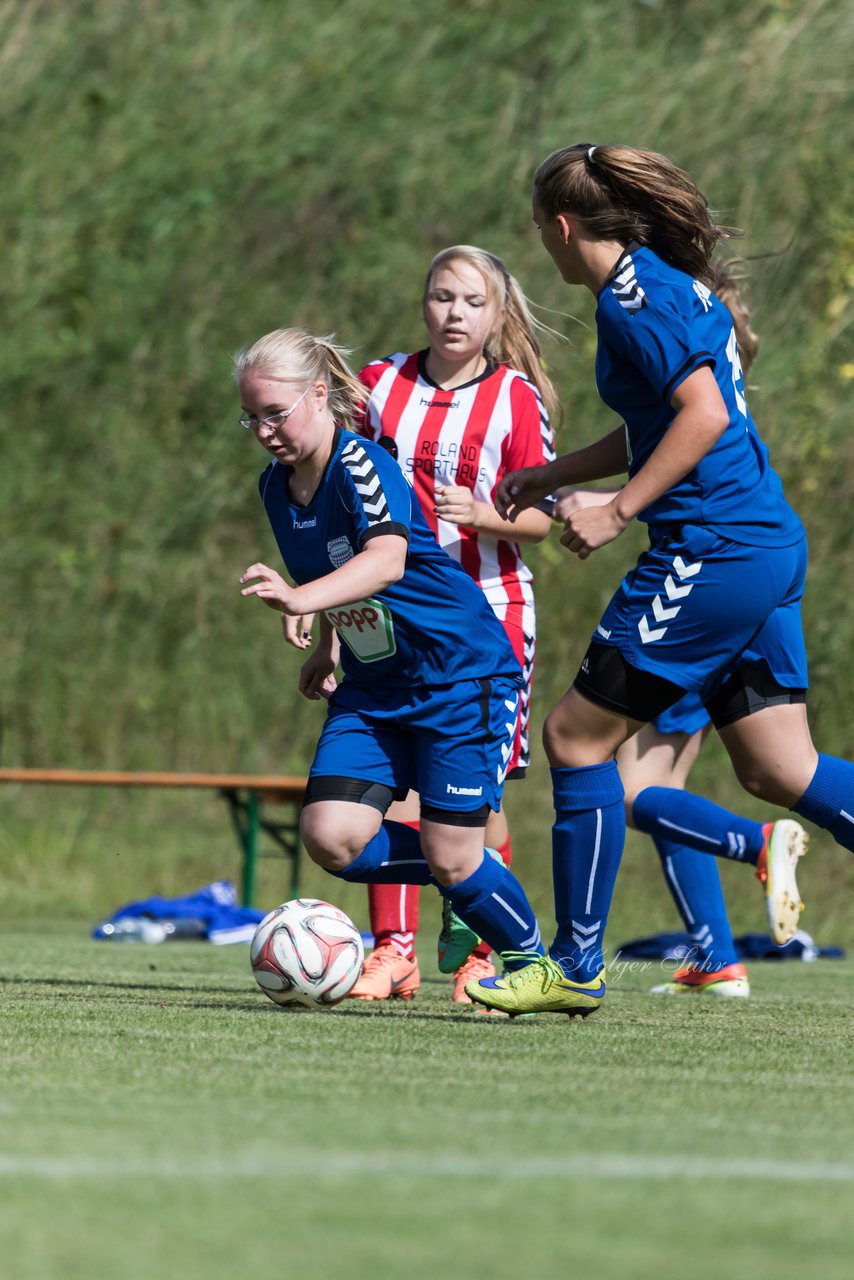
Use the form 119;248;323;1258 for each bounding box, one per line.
534;144;738;285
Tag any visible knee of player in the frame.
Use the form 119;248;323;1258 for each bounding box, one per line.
542;709;571;764
300;810;361;871
542;710;607;768
730;758;806;808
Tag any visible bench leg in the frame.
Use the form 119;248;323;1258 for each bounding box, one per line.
241;790;260;908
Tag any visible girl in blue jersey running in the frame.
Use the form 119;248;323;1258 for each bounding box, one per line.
236;327;544;973
554;267;807;1000
467;143;853;1017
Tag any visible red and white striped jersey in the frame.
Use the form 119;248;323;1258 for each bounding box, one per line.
357;351;555;603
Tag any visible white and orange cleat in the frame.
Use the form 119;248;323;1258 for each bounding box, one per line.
651;960;750;998
348;945;420;1001
755;820;808;945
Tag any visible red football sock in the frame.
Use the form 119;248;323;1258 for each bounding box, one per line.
368;820;421;960
495;834;513;867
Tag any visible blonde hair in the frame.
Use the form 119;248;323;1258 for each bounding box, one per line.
424;245;561;420
534;144;738;285
233;328;368;425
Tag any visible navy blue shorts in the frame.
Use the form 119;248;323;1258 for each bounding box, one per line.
309;675;521;816
594;525;809;701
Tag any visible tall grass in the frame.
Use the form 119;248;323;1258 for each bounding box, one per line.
1;0;852;931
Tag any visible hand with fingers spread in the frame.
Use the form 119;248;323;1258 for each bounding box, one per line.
240;562;299;614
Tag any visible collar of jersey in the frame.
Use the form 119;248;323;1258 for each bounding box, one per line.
598;240;646;296
279;422;344;510
417;349;498;391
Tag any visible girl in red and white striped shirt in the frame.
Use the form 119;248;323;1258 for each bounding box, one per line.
349;245;559;1003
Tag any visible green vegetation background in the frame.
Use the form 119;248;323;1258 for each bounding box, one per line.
1;0;852;943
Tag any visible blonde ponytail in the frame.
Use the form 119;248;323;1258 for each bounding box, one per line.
234;328;368;426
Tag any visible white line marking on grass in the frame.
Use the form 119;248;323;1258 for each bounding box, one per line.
0;1153;852;1182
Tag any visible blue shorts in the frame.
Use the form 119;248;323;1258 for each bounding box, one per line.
652;690;710;736
309;675;521;816
594;525;809;701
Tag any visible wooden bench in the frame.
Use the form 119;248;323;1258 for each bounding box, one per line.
0;768;307;907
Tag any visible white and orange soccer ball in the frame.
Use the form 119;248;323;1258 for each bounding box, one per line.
250;899;364;1009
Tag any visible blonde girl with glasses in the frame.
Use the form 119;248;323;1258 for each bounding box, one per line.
237;328;545;983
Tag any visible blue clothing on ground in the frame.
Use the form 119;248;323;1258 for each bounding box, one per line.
615;929;843;962
92;881;265;944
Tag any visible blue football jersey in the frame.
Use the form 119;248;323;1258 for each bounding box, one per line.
258;426;522;688
595;245;803;547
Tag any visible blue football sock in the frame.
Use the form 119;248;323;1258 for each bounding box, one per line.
441;851;543;967
792;753;854;851
633;787;765;865
333;820;435;885
654;837;739;972
550;762;625;982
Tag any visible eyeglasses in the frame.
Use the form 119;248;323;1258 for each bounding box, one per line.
239;384;312;431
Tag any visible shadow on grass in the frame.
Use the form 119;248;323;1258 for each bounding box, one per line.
0;975;557;1025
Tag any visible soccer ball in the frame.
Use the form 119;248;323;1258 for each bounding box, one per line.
249;898;364;1009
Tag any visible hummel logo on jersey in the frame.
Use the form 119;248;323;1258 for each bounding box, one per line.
611;257;647;313
595;624;612;640
420;396;459;410
327;536;353;568
293;516;317;530
446;783;483;797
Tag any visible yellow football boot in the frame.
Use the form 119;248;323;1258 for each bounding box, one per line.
465;953;605;1017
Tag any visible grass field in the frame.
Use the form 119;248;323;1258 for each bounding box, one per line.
2;927;852;1280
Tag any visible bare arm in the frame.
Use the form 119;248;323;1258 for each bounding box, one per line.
494;426;629;521
610;367;728;524
561;367;729;559
553;487;620;520
435;485;552;542
240;534;408;616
